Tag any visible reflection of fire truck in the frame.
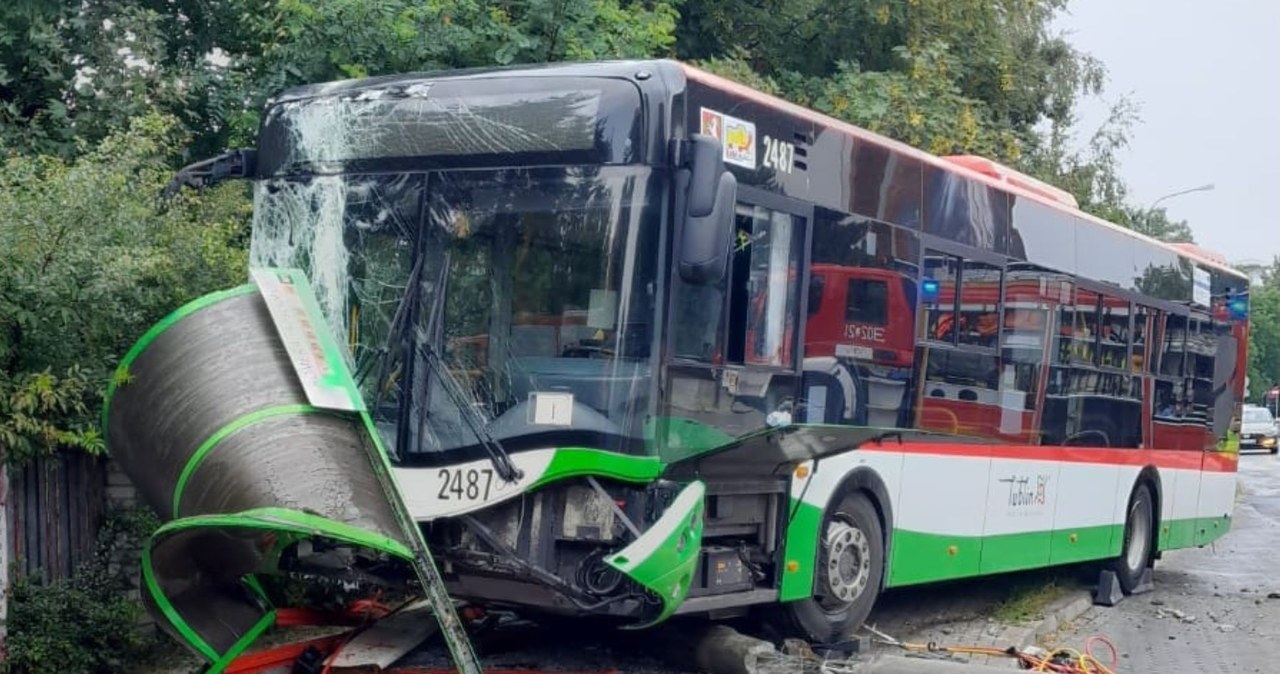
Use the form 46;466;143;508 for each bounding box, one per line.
805;265;915;366
800;264;917;428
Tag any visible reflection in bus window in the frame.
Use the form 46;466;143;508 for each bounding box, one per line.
1132;306;1152;373
1151;310;1204;449
999;266;1051;442
672;281;724;362
846;278;889;325
805;211;919;429
957;259;1002;349
917;347;1001;439
1188;313;1217;428
923;167;1010;254
923;251;960;343
1161;313;1187;378
1070;289;1100;365
1099;296;1131;370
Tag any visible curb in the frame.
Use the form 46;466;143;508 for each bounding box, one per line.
1026;591;1095;645
861;655;1026;674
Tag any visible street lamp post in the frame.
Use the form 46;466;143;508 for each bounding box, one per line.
1150;183;1215;210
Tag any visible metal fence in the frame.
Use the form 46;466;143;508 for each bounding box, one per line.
5;452;107;580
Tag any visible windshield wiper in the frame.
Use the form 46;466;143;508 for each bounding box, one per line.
416;257;522;482
357;252;520;482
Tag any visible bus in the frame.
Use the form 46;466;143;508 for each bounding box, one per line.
183;59;1250;644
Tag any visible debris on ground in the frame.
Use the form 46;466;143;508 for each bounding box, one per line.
863;624;1120;674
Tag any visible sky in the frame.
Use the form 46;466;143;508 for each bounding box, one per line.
1054;0;1280;265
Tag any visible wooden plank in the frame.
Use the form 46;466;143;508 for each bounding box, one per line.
327;600;439;670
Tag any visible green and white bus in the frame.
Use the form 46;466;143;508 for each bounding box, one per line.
190;59;1249;643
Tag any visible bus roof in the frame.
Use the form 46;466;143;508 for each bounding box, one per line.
677;62;1245;282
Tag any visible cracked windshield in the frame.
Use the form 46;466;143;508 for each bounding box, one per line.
252;167;661;461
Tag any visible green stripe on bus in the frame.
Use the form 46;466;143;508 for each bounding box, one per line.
531;447;664;488
1160;514;1231;551
779;503;1225;601
172;404;323;517
779;498;822;602
101;284;257;443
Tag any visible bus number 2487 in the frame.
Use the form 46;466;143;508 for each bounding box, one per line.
437;468;495;501
762;135;795;174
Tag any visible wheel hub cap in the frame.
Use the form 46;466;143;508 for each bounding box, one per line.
825;520;871;603
1125;498;1151;571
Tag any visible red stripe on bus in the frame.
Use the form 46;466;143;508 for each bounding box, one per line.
862;442;1237;473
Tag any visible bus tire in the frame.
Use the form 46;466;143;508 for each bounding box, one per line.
1113;482;1155;593
782;492;884;644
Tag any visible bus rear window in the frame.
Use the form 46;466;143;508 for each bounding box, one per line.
846;279;888;325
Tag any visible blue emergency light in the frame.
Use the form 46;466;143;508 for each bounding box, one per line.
921;278;941;302
1227;292;1249;320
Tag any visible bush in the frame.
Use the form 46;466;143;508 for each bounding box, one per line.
3;507;161;674
0;113;250;470
3;567;151;674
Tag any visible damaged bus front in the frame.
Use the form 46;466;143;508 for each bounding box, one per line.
213;62;736;628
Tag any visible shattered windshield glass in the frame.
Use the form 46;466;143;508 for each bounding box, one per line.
250;167;663;463
256;75;643;174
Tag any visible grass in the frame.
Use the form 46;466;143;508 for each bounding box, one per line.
991;580;1070;625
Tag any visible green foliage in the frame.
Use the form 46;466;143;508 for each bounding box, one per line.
684;0;1102;163
1;0;684;157
0;367;104;468
1127;207;1196;244
1249;288;1280;402
1244;259;1280;402
0;113;249;467
3;507;161;674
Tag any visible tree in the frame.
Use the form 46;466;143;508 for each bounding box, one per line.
680;0;1103;161
1127;207;1195;244
0;113;248;466
1244;257;1280;402
1;0;684;159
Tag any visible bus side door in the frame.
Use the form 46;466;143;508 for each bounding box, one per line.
661;188;810;460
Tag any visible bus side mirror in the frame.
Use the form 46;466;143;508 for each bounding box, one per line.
679;134;737;285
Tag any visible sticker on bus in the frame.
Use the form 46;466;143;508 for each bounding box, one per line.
700;107;756;169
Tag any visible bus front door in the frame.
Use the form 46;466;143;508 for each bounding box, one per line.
661;189;810;461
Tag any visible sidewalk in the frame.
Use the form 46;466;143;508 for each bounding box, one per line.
867;590;1096;669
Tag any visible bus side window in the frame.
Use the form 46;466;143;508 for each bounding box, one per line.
922;251;960;344
805;211;919;428
671;278;725;362
730;204;802;367
1000;265;1052;444
1132;306;1152;373
1152;310;1200;450
1188;312;1217;433
957;259;1002;349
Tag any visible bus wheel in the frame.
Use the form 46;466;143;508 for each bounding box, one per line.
783;492;884;644
1113;482;1154;593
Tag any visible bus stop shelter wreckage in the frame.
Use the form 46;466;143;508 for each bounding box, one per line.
102;267;482;674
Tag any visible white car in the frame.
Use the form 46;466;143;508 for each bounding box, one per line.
1240;405;1279;453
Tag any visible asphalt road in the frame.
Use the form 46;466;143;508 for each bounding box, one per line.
1058;450;1280;673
